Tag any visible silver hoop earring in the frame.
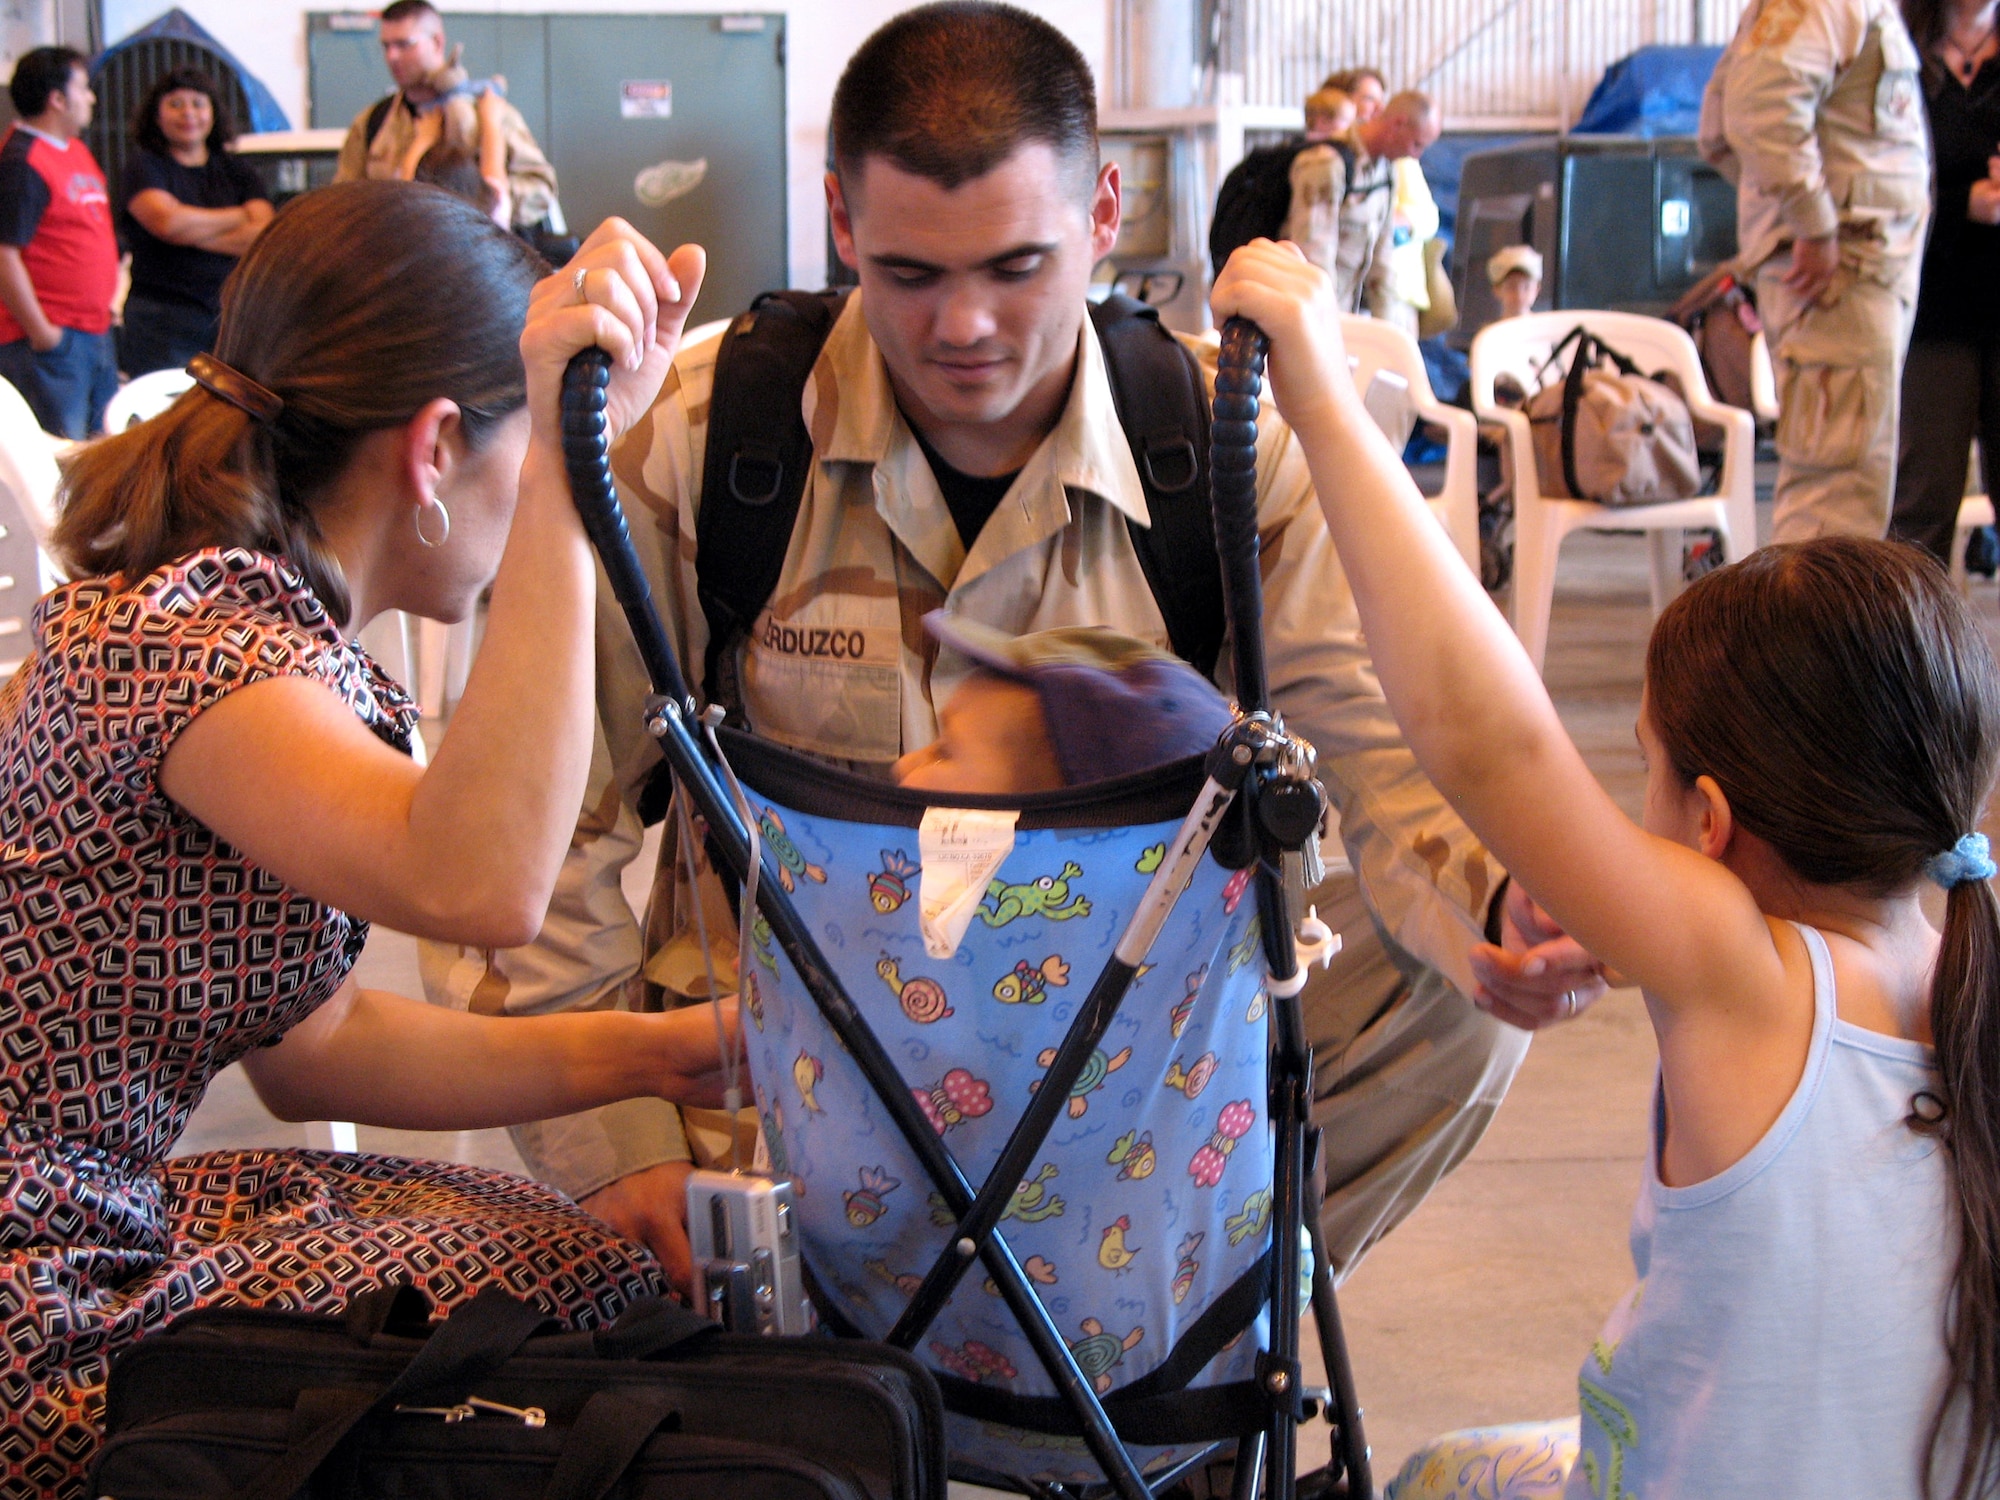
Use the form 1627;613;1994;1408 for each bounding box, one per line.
415;495;451;548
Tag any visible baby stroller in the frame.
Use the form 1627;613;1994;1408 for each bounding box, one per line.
557;318;1374;1500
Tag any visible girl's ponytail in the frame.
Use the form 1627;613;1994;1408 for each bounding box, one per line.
1923;866;2000;1500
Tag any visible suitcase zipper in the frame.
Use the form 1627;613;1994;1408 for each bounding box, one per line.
393;1396;548;1427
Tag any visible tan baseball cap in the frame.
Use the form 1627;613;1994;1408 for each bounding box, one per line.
1487;244;1544;287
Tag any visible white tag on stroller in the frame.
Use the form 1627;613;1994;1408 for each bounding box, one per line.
917;807;1019;960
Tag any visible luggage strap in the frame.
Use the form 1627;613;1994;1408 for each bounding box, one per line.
1531;325;1643;501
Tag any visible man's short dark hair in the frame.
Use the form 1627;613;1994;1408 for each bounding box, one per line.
380;0;443;27
10;47;84;121
132;68;238;157
830;2;1098;195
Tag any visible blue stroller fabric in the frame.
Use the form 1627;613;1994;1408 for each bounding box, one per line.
730;751;1274;1487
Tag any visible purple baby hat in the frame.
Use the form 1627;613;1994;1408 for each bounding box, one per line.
924;611;1236;787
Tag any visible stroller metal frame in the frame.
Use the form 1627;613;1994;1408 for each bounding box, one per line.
558;318;1374;1500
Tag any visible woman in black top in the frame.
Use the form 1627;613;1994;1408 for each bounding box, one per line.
118;69;271;376
1891;0;2000;563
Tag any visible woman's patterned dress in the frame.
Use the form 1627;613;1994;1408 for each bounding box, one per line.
0;549;663;1497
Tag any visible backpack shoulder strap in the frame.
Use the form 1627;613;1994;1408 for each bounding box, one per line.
364;94;396;149
695;287;852;715
1088;294;1226;680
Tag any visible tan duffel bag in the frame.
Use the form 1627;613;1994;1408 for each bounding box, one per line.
1525;326;1701;506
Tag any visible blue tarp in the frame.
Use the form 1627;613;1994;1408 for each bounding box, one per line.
1572;45;1723;137
97;9;291;133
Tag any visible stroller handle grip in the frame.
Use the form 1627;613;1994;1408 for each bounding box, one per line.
559;348;695;708
1212;317;1272;715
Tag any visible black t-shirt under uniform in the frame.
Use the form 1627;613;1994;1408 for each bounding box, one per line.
912;426;1021;549
122;149;268;316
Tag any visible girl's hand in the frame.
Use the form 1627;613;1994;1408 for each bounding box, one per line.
1208;238;1356;439
1971;174;2000;226
521;220;706;454
651;998;745;1109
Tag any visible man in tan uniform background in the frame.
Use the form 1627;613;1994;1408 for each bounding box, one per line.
334;0;558;231
423;4;1606;1295
1282;90;1440;316
1702;0;1931;540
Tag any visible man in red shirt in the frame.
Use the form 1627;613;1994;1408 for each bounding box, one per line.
0;48;119;438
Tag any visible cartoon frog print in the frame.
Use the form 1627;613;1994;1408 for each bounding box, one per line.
979;862;1090;927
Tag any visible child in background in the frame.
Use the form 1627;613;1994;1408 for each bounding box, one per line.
1487;243;1543;321
1303;85;1357;142
1214;237;1999;1498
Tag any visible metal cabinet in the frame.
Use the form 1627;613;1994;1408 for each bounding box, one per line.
308;12;786;321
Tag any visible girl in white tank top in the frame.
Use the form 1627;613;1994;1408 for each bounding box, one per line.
1212;241;2000;1500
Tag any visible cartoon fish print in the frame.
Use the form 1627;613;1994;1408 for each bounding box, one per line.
1068;1318;1144;1395
758;806;826;895
1098;1215;1140;1273
1226;1188;1273;1246
868;848;920;913
877;954;953;1024
1227;914;1263;973
794;1050;825;1114
1163;1050;1217;1100
979;861;1091;927
911;1067;994;1135
843;1165;901;1228
1222;867;1253;915
992;954;1071;1005
1245;987;1268;1024
1030;1044;1131;1118
929;1339;1016;1384
984;1255;1059;1295
1189;1099;1257;1187
1170;964;1207;1039
1106;1128;1156;1181
865;1258;922;1297
1172;1232;1204;1304
1135;843;1166;874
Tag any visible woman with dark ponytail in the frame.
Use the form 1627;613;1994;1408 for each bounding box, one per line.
1214;239;2000;1498
0;180;724;1496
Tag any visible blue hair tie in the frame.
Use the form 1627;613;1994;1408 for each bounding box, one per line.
1925;833;1996;889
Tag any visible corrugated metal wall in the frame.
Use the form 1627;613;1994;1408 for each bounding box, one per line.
1223;0;1752;128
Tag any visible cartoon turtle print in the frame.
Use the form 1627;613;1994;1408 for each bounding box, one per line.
844;1165;901;1228
877;954;953;1024
1106;1128;1155;1181
1172;1232;1204;1304
911;1067;993;1135
1164;1050;1217;1099
1189;1099;1257;1187
1069;1318;1145;1395
758;806;826;894
1031;1044;1131;1117
980;861;1090;927
868;849;919;913
992;954;1070;1005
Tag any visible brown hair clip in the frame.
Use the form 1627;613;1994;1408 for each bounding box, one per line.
186;353;284;425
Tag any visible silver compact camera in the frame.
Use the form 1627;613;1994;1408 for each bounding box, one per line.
685;1169;812;1336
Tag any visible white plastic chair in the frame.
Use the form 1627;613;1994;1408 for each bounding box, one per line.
103;368;195;434
1470;310;1758;672
1749;331;1779;426
1341;315;1479;572
0;375;67;604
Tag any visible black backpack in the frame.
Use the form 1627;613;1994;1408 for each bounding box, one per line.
1208;137;1358;275
688;289;1226;740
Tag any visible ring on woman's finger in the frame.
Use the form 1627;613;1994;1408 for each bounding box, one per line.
1560;989;1578;1019
573;266;589;299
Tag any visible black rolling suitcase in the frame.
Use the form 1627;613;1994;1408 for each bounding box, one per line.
90;1285;945;1500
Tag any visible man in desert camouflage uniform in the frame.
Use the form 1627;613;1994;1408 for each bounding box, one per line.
1702;0;1931;539
1281;91;1440;316
423;3;1603;1294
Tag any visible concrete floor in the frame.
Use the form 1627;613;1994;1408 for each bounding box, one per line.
174;509;1996;1489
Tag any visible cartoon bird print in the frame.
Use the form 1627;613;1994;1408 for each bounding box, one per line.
1170;965;1207;1039
1098;1215;1140;1273
758;806;826;894
1106;1129;1156;1181
877;954;953;1024
794;1050;826;1114
1069;1319;1145;1395
1172;1232;1204;1304
1189;1100;1258;1188
992;954;1071;1005
980;861;1090;927
1031;1045;1131;1118
843;1165;901;1228
911;1068;994;1135
1163;1050;1217;1100
868;848;919;913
